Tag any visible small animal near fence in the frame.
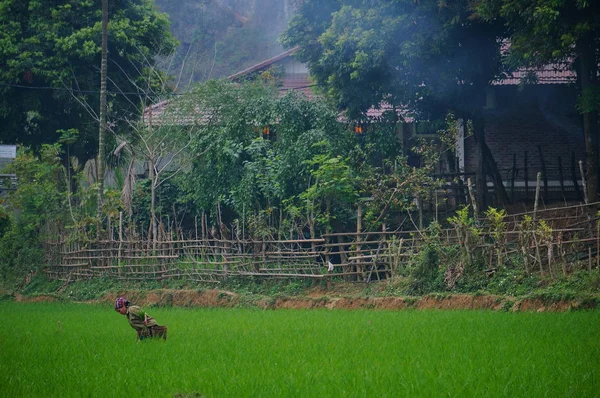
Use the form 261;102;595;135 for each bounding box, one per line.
46;202;600;284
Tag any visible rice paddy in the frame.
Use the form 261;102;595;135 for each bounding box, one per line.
0;302;598;397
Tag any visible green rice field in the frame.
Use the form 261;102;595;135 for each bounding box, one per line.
0;302;598;397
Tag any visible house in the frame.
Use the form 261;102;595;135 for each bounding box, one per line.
467;66;585;202
226;46;312;97
143;46;311;127
143;48;587;203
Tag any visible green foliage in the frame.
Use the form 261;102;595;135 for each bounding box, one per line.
486;207;508;266
406;223;446;294
409;243;441;294
478;0;599;69
300;153;358;231
478;0;600;191
177;80;278;217
0;146;67;281
577;85;600;114
283;0;507;120
0;206;10;239
175;80;356;236
448;206;482;268
0;0;177;162
485;207;507;241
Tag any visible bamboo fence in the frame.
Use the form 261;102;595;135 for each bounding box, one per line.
45;202;600;283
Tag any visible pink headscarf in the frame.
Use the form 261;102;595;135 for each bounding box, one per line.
114;297;129;310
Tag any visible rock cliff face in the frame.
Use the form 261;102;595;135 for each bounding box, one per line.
154;0;297;87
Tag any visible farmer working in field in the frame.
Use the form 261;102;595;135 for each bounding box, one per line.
114;297;167;340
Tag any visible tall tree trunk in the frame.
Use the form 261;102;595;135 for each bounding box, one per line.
97;0;108;236
579;41;599;203
149;158;157;250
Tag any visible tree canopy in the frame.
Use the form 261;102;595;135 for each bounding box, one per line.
0;0;177;162
283;0;507;120
282;0;510;206
478;0;600;200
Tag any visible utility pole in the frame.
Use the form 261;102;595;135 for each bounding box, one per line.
97;0;108;237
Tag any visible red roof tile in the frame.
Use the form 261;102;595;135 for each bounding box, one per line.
493;63;576;85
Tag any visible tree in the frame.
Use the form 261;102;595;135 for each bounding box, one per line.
282;0;511;208
0;0;177;163
478;0;600;201
119;118;195;248
300;153;358;235
0;145;68;281
98;0;109;232
172;79;355;238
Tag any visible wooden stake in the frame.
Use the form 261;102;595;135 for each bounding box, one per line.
356;203;363;281
579;160;589;204
558;232;567;277
118;212;123;269
467;177;478;219
533;232;544;275
572;152;582;201
534;172;542;222
547;241;554;280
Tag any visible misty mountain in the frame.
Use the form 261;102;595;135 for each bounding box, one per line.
154;0;297;90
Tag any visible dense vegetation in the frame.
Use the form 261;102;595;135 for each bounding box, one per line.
0;78;446;285
0;0;177;163
282;0;600;206
0;0;599;296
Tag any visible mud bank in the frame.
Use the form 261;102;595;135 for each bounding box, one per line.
15;289;586;312
10;289;597;312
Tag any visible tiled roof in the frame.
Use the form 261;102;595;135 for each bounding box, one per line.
365;103;413;122
142;100;215;127
279;73;314;98
226;46;300;81
144;45;579;127
493;63;576;85
144;47;309;126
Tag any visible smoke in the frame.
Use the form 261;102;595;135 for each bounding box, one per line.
220;0;297;53
155;0;299;87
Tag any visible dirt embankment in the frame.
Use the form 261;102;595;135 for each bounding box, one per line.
23;289;587;312
10;285;597;312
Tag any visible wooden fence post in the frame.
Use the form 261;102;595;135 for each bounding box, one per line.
118;212;123;270
579;160;589;204
356;203;363;281
467;177;478;219
572;152;582;201
534;172;542;222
